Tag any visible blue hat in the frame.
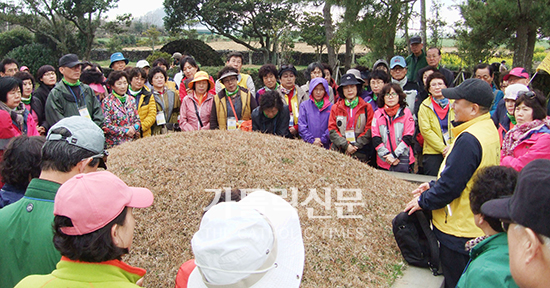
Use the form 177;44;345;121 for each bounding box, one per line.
390;56;407;69
109;52;129;67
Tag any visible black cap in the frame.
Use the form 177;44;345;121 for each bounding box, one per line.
481;159;550;238
441;78;494;108
278;64;297;78
59;54;82;68
409;35;422;44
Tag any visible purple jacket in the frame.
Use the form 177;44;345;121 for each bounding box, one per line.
298;78;333;149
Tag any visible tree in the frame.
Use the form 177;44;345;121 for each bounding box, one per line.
0;29;34;57
427;0;446;49
355;0;415;61
141;27;161;51
163;0;298;64
0;0;119;60
457;0;550;70
299;12;326;61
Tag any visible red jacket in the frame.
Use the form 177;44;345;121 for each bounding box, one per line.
328;97;373;152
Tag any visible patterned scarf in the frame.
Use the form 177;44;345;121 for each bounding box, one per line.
501;117;550;156
0;101;26;133
465;235;490;251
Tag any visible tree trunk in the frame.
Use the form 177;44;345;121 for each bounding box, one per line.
420;0;427;43
513;23;536;71
323;2;336;69
344;37;353;70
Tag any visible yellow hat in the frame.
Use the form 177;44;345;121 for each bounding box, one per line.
188;71;214;90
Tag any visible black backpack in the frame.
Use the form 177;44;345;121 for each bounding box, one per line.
392;211;441;275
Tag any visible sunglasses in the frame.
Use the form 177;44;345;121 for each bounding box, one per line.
518;91;536;99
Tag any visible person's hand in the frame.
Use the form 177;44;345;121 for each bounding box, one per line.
404;195;422;215
37;126;46;136
442;145;450;157
392;158;400;166
313;138;323;147
383;154;396;164
289;126;297;135
136;277;144;286
345;144;358;155
125;126;136;137
186;88;192;95
412;182;430;197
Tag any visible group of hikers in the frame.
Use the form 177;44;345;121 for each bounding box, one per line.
0;34;549;287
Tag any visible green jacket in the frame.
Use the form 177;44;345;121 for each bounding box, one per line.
15;257;145;288
405;50;428;83
456;233;519;288
0;179;62;288
44;81;104;129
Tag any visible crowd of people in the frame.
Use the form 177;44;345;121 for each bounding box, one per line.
0;34;549;287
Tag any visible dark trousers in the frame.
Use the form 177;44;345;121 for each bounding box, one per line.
423;154;444;176
440;244;470;288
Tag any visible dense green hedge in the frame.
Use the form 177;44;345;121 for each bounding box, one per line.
6;43;57;75
161;39;224;67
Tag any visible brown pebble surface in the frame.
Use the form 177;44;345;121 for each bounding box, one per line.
107;130;416;287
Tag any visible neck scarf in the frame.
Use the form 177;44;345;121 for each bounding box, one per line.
373;94;378;101
502;117;550;156
226;87;239;98
265;83;279;92
21;95;32;105
62;78;81;87
128;88;140;96
392;77;407;88
112;91;127;104
431;96;450;120
315;99;324;109
280;86;294;95
506;112;517;125
0;101;25;132
384;104;400;117
465;235;490;252
345;97;358;109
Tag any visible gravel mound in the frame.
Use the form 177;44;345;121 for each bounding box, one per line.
108;130;415;287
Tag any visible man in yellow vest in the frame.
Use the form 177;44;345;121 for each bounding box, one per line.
404;78;500;288
215;52;255;97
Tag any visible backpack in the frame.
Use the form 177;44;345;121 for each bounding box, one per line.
392;211;441;275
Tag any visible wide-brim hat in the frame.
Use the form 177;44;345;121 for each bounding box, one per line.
189;71;214;90
110;52;129;67
337;73;364;97
188;190;304;288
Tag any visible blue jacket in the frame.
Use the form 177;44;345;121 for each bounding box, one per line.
0;183;26;208
490;85;504;116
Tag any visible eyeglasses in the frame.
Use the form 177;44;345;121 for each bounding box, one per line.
385;92;398;98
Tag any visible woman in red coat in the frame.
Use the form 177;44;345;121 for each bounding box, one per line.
0;77;39;155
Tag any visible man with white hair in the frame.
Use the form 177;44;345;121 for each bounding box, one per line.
481;159;550;288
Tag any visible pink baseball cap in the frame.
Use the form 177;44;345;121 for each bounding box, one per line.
503;67;529;81
54;171;154;236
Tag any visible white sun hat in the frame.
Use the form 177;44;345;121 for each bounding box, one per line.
503;83;529;101
187;190;304;288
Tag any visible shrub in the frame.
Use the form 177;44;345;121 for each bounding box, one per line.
160;39;224;67
0;29;34;58
6;43;57;75
146;51;173;68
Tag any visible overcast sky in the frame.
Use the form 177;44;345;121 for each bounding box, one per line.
106;0;463;32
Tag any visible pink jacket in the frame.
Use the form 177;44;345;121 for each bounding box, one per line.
371;107;415;170
501;128;550;171
179;92;214;131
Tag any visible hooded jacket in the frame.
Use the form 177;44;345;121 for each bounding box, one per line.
371;106;415;169
299;78;333;149
328;96;373;154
